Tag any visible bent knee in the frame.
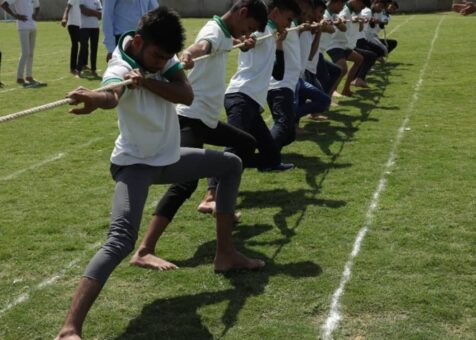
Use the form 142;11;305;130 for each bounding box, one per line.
223;152;243;175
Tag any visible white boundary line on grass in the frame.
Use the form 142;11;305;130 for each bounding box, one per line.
0;137;103;181
321;16;445;340
387;15;415;37
0;242;101;318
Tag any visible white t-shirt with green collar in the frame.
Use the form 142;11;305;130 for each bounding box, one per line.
102;32;183;166
225;21;278;109
177;16;233;129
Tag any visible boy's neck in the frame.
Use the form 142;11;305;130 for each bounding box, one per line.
217;12;233;38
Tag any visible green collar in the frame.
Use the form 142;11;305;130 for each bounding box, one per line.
293;19;300;26
118;31;141;69
213;15;232;38
267;19;277;29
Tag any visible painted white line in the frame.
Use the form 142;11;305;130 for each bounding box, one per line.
321;16;445;340
0;242;101;318
0;152;65;181
0;76;69;95
387;15;415;37
0;137;104;182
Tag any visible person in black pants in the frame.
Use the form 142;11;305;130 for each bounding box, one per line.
61;0;82;75
78;0;102;77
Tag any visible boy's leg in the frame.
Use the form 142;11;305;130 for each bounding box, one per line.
199;120;257;215
68;25;80;73
90;28;99;74
56;164;153;339
78;29;89;72
296;80;331;119
225;93;281;169
326;49;348;96
152;147;264;271
25;29;36;81
342;50;363;96
17;29;30;83
268;87;297;150
354;47;377;85
132;118;205;269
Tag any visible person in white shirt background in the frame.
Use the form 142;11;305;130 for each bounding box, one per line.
78;0;101;77
61;0;83;76
1;0;45;87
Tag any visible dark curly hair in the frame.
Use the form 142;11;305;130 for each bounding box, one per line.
136;7;185;54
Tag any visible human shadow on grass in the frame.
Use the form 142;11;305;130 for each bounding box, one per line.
237;189;346;239
115;259;322;340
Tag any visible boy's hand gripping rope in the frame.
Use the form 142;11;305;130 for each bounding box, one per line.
0;25;302;124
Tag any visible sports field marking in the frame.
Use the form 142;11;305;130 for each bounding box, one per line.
0;137;103;182
0;76;69;95
0;152;65;181
387;15;415;37
321;16;445;340
0;242;101;318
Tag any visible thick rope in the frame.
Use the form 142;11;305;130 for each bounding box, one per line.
0;25;303;124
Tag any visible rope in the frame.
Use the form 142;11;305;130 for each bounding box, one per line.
0;78;136;124
0;25;303;124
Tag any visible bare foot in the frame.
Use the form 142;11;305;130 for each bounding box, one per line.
197;200;215;214
352;78;369;88
307;113;329;121
332;91;344;97
55;329;82;340
198;200;241;223
130;250;178;271
214;251;265;273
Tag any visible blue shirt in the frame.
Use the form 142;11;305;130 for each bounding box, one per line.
102;0;159;53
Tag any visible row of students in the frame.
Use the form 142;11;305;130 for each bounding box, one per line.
55;1;399;338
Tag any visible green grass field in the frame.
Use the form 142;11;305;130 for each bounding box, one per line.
0;13;475;339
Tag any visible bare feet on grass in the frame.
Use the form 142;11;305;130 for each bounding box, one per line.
130;248;178;271
197;199;215;214
352;78;369;88
214;251;265;273
197;200;242;223
55;329;82;340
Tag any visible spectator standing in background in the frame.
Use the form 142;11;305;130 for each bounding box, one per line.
102;0;159;62
1;0;46;87
61;0;82;76
78;0;101;77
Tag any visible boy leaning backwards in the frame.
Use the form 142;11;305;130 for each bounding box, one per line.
56;7;264;340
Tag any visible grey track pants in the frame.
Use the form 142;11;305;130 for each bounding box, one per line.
83;147;242;284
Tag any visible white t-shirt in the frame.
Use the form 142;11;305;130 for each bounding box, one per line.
324;9;346;51
357;7;372;41
269;21;301;92
5;0;39;30
300;30;314;74
67;0;81;27
177;16;233;129
225;21;278;109
79;0;101;29
339;3;359;49
102;33;183;166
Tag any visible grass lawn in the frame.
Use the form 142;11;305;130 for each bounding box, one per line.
0;13;475;339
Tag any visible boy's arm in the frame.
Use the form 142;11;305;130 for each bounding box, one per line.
80;5;101;19
142;69;194;106
1;2;28;21
61;4;72;27
32;6;40;21
180;40;212;70
308;30;321;62
67;86;122;115
272;31;286;81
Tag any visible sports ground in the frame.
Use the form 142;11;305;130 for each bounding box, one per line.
0;12;475;339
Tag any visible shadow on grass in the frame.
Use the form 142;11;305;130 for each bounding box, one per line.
116;257;321;339
113;59;404;340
